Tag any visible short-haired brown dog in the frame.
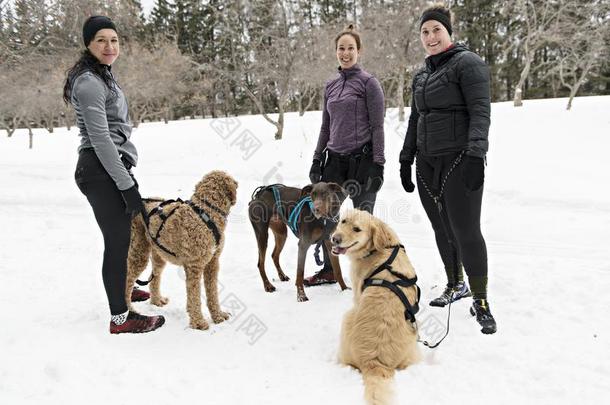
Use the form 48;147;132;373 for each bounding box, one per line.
248;182;349;302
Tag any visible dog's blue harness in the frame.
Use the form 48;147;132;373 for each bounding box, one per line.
271;185;314;237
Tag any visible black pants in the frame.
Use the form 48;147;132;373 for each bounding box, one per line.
76;153;131;315
318;150;378;270
416;152;487;287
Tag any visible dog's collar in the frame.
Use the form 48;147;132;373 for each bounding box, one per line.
360;244;404;260
360;249;377;260
195;198;229;219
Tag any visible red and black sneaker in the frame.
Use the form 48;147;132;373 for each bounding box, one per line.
109;311;165;334
131;287;150;302
303;268;336;287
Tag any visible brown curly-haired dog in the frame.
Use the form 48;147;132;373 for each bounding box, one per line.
125;170;238;330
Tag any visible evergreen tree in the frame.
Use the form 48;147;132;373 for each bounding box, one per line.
10;0;52;53
149;0;177;42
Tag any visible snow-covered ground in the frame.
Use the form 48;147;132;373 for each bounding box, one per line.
1;96;609;404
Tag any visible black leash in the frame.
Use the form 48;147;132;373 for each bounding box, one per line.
414;151;465;348
416;294;456;349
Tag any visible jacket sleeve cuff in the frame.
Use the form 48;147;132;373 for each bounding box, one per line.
399;149;415;165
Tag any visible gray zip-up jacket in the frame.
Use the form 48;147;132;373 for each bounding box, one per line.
72;69;137;191
313;64;385;164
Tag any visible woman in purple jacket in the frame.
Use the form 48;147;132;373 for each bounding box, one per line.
306;25;385;286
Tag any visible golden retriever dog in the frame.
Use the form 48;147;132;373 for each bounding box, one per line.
125;170;238;330
331;209;420;405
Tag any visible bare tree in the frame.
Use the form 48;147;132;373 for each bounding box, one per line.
554;1;609;110
511;0;571;106
117;41;194;126
292;24;335;116
238;0;300;140
361;0;425;121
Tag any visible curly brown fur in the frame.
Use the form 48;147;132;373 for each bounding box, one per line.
332;209;420;405
126;170;238;330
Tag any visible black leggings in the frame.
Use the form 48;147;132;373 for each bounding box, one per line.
416;152;487;282
78;179;131;315
319;152;378;270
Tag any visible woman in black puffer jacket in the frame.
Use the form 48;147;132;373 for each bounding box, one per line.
399;4;496;334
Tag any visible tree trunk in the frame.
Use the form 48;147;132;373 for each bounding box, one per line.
397;69;405;122
514;55;531;107
275;101;285;140
243;85;281;138
298;93;304;116
28;126;33;149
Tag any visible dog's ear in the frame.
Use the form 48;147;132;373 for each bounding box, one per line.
300;184;313;197
328;182;348;202
371;217;395;252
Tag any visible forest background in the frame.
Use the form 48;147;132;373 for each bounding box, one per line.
0;0;608;140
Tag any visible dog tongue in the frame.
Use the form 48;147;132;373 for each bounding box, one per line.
332;246;347;255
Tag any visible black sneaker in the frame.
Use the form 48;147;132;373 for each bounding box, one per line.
469;299;497;334
429;281;472;307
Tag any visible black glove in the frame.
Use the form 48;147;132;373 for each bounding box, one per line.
309;159;322;184
400;163;415;193
367;163;384;193
121;184;144;217
461;155;485;191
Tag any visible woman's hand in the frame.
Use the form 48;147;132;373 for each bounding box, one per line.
461;155;485;191
309;159;322;184
400;163;415;193
367;163;384;193
121;184;144;217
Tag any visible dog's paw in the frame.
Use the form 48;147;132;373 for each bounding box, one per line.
341;286;352;291
297;293;309;302
212;311;230;324
278;272;290;282
151;296;169;306
189;318;210;330
264;283;276;293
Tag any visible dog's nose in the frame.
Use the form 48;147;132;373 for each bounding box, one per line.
331;234;342;245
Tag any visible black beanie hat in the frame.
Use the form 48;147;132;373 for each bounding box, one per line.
420;9;452;36
83;16;117;47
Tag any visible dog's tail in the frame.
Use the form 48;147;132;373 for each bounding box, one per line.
361;360;395;405
136;273;154;286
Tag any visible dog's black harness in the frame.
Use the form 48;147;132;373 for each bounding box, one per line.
361;245;421;323
143;197;226;258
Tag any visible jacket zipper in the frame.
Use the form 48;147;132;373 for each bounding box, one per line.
421;73;430;154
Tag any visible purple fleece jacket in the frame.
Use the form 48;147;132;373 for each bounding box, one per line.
313;64;385;164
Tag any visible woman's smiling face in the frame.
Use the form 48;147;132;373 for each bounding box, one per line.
88;29;120;65
420;20;452;56
336;34;360;69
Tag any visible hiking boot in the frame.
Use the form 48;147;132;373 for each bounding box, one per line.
109;311;165;334
131;287;150;302
303;268;336;287
429;281;472;307
469;299;497;334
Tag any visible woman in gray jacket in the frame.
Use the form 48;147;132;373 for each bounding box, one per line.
399;5;496;334
63;16;164;334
